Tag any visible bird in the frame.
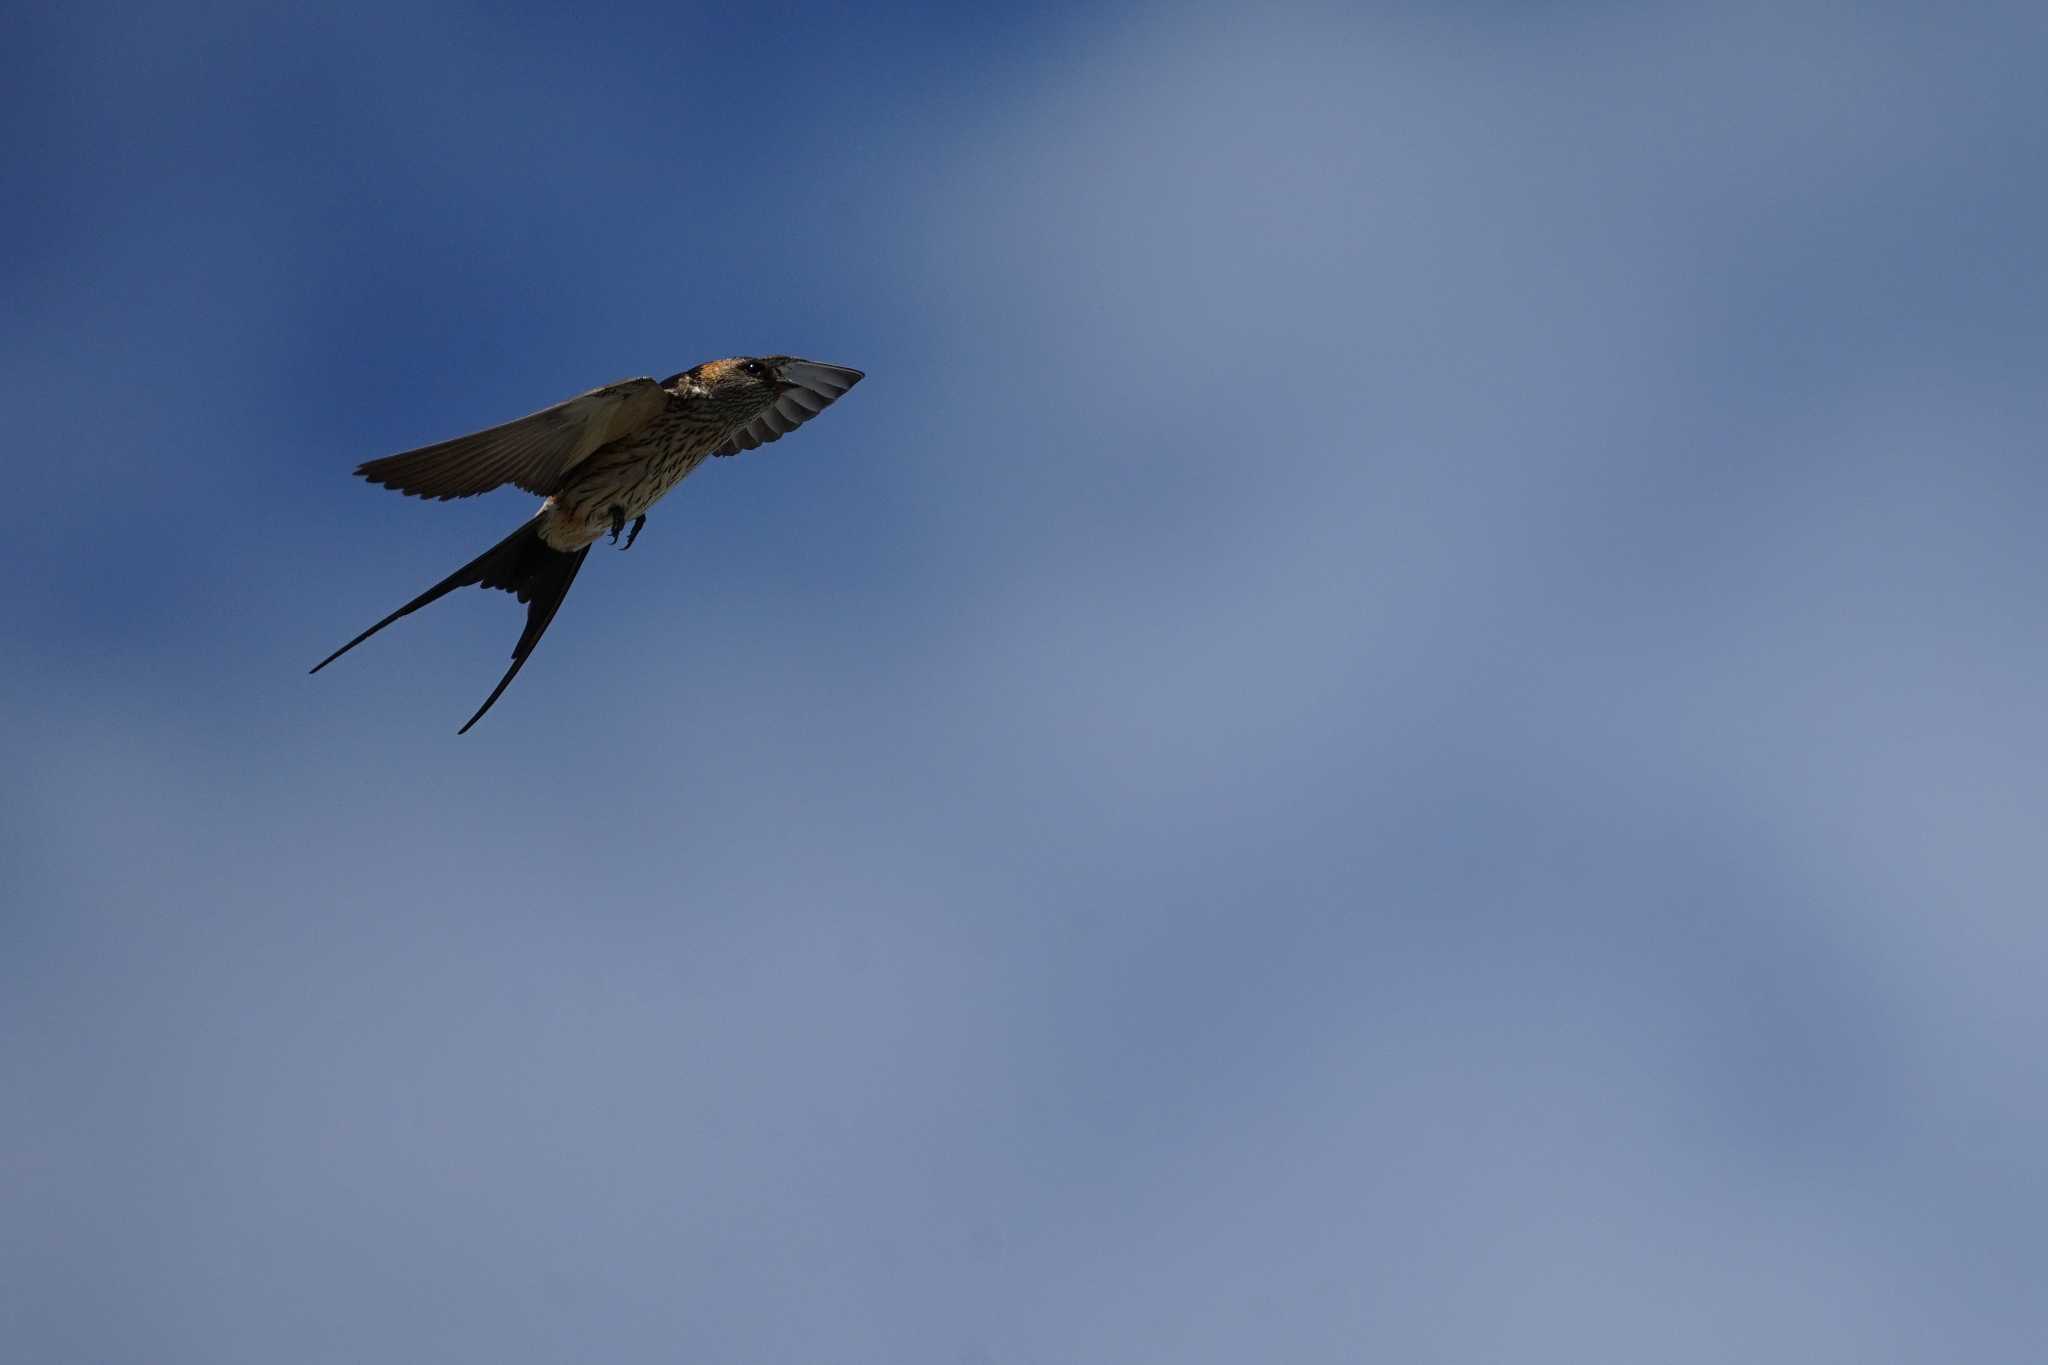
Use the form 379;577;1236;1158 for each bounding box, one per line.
311;356;864;733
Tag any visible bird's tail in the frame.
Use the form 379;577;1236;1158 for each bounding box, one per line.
311;515;591;733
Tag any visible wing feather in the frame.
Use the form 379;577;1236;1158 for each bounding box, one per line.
712;361;864;457
356;378;671;500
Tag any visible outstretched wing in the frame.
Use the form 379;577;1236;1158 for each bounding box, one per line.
356;378;671;500
712;360;865;456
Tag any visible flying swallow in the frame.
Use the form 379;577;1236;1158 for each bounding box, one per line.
312;356;863;732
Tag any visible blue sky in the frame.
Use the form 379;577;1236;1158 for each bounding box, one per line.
5;2;2046;1360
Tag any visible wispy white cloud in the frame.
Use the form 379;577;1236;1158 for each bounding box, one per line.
4;2;2045;1361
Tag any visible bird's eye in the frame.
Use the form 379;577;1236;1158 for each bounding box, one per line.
741;361;765;378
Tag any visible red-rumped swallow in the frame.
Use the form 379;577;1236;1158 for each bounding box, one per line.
312;357;863;732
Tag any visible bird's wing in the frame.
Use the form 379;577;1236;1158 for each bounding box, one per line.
355;378;671;500
712;361;865;456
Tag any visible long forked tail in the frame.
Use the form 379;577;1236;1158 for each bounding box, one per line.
310;516;592;733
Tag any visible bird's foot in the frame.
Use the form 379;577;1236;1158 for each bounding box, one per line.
621;514;646;551
607;505;627;546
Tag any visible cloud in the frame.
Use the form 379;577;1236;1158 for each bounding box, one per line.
5;2;2047;1361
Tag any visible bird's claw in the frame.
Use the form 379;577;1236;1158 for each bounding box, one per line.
605;507;645;550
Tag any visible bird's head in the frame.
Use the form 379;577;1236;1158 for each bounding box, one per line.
666;356;865;454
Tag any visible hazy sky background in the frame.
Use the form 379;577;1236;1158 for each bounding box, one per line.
5;2;2046;1360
